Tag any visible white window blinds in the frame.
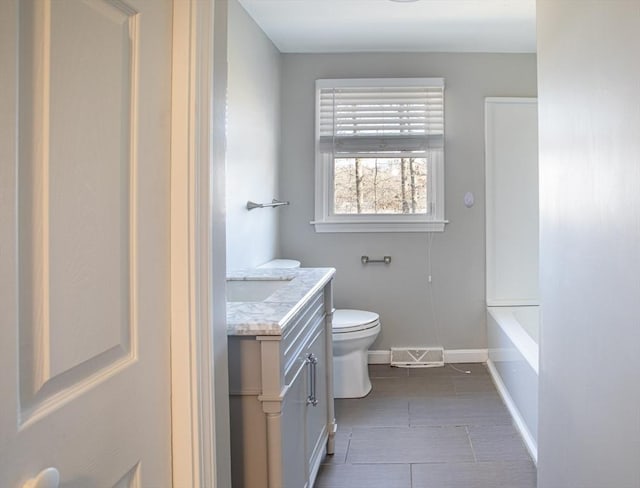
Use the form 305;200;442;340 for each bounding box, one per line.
317;78;444;155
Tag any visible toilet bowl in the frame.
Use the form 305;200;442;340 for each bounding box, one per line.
258;259;381;399
332;309;380;398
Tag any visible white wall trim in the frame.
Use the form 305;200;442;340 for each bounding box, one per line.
368;349;488;364
311;220;447;233
487;359;538;464
367;350;392;364
170;1;231;487
444;349;488;363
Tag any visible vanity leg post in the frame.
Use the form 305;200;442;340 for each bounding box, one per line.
259;337;285;488
324;281;337;455
265;411;283;487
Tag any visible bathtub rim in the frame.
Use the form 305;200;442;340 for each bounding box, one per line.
487;304;540;465
487;358;538;465
487;305;539;374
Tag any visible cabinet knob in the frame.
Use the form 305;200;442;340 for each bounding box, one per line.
22;468;60;488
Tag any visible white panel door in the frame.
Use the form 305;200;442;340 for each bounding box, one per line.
0;0;173;486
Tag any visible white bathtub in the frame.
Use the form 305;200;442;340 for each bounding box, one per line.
487;305;539;463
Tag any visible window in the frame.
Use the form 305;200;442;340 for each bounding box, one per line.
312;78;447;233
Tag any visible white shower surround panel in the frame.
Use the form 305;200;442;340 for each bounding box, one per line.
485;97;539;306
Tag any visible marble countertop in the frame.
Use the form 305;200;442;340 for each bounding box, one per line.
226;267;335;336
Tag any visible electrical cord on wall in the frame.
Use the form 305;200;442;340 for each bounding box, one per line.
427;233;471;375
449;363;472;375
427;232;440;341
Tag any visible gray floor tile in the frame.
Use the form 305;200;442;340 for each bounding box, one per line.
335;397;409;430
322;431;350;465
368;364;409;378
405;376;457;397
407;363;489;378
366;375;457;398
321;362;536;487
468;424;532;462
410;394;512;427
451;363;491;375
314;463;411;488
402;365;454;378
411;461;537;488
453;375;498;394
348;426;474;464
366;377;413;397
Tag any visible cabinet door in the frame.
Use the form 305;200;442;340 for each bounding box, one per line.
281;358;308;488
306;326;329;481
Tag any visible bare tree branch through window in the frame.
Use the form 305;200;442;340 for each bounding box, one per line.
334;157;428;214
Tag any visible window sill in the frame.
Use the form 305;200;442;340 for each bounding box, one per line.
310;220;448;233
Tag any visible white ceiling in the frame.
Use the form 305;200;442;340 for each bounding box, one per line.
238;0;536;54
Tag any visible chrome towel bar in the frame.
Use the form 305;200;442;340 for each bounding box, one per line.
246;199;290;210
361;255;391;265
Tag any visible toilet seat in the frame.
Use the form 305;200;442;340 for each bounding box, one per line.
333;309;380;334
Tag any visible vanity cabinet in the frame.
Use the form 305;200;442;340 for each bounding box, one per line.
228;279;335;488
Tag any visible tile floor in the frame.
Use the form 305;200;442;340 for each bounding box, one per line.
314;363;536;488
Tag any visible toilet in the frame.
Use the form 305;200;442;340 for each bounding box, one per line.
331;309;381;398
258;259;381;399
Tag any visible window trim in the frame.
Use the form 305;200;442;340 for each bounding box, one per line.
312;78;448;233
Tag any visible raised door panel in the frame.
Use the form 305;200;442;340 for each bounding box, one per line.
281;359;308;488
305;324;328;483
46;0;134;379
18;0;137;420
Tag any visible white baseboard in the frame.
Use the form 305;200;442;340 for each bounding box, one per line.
444;349;488;363
368;348;488;365
367;350;391;364
487;359;538;464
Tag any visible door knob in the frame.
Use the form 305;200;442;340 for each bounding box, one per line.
22;467;60;488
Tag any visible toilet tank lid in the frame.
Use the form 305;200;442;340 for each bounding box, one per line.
258;259;301;269
333;309;379;330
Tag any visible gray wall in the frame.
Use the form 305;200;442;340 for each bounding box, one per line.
226;0;281;271
537;2;640;486
279;53;537;350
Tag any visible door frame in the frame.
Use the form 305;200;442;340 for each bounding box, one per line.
170;1;230;487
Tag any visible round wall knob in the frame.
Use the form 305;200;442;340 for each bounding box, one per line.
22;467;60;488
464;192;475;208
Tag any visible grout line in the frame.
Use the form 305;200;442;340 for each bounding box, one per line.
406;400;410;427
466;425;478;463
344;435;351;464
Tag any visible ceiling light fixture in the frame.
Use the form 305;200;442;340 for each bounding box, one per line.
388;0;420;2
